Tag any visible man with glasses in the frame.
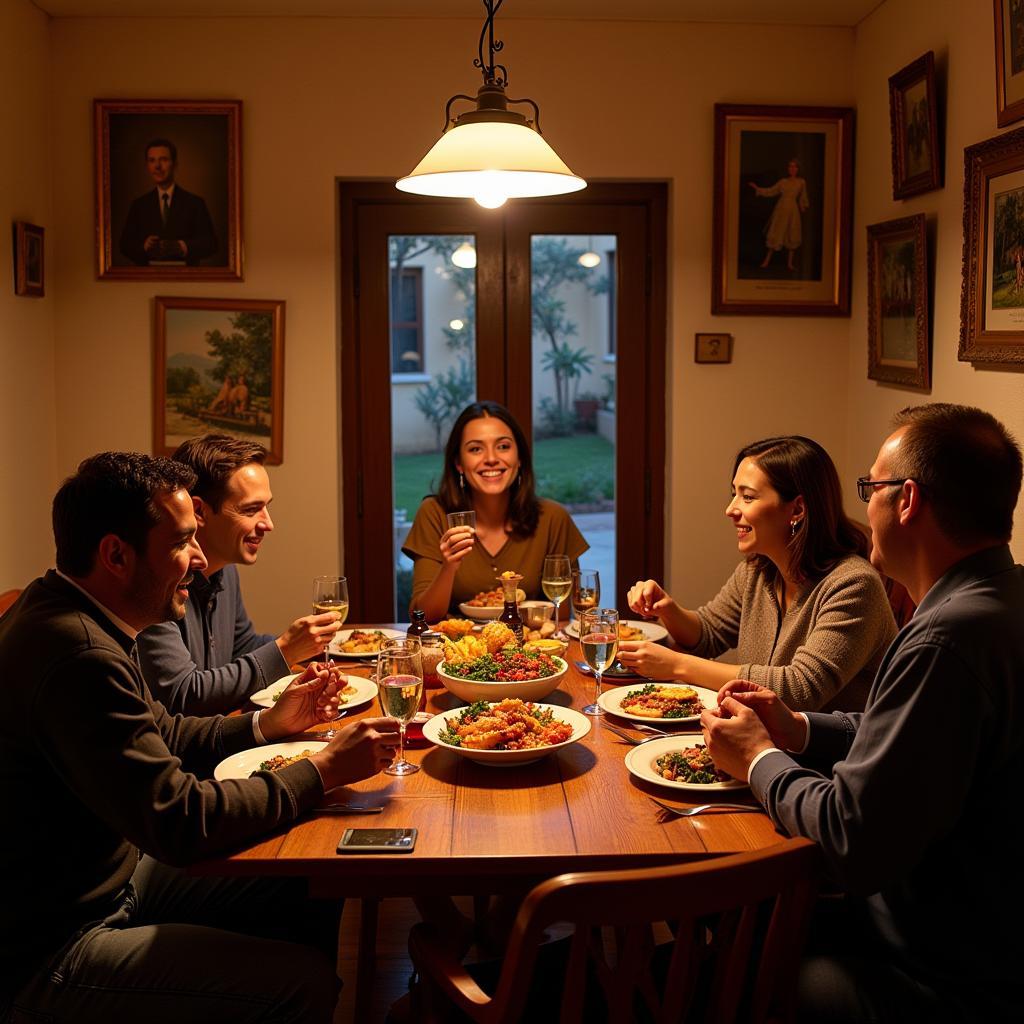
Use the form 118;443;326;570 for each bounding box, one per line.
702;403;1023;1023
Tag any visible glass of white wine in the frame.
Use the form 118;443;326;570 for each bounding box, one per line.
580;607;618;716
570;570;600;636
542;555;572;635
377;637;423;776
312;576;349;671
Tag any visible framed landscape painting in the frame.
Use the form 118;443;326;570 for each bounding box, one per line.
95;99;242;280
154;297;284;462
888;52;942;199
713;104;854;316
994;0;1024;127
960;125;1024;364
867;214;930;390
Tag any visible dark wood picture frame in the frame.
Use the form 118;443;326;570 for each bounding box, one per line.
95;99;242;280
960;125;1024;365
888;52;942;199
994;0;1024;127
867;214;930;390
712;104;854;317
13;222;44;297
154;296;284;462
694;332;733;363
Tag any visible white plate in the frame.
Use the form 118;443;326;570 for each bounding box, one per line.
422;702;591;766
624;736;748;793
598;683;719;725
458;602;503;620
327;627;406;657
566;618;669;643
214;740;327;781
249;673;378;713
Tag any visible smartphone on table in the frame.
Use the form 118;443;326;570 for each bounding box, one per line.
336;828;417;853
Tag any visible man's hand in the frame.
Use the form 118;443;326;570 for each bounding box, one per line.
310;717;400;789
143;234;160;253
259;663;343;741
277;611;344;664
616;640;684;679
716;680;807;752
700;700;774;783
626;579;673;619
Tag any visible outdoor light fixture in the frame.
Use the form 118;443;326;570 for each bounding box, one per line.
449;318;465;330
578;237;601;268
396;0;586;209
451;241;478;268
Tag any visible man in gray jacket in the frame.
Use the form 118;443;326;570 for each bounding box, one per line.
702;403;1023;1023
138;434;342;714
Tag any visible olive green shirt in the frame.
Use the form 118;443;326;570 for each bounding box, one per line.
402;497;589;613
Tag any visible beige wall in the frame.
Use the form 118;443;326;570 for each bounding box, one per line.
848;0;1024;563
0;0;57;592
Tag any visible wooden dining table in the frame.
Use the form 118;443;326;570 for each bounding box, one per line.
193;629;786;1017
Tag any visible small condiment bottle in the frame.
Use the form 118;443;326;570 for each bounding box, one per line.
497;572;524;643
418;631;445;691
407;609;428;640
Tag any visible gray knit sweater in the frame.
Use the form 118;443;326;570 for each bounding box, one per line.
688;555;897;712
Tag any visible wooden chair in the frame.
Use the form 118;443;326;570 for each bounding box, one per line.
408;838;822;1024
0;589;21;619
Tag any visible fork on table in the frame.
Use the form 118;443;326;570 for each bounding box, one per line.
649;796;764;817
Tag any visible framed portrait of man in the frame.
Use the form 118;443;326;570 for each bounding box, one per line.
712;104;854;316
95;99;242;280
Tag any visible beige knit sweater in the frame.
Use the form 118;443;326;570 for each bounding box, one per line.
688;554;897;712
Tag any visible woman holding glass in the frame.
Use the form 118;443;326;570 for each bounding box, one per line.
617;436;897;713
402;401;588;621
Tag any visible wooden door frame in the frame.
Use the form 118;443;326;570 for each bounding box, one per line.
338;181;667;619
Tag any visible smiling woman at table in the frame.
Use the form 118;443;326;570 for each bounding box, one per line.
618;436;896;712
402;401;588;621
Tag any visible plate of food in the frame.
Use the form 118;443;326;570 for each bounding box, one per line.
422;698;590;766
624;736;748;792
598;683;718;724
327;627;405;657
566;618;669;644
458;584;527;621
214;741;328;781
249;672;378;712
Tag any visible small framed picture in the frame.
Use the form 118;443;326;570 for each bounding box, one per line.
888;51;942;200
995;0;1024;127
154;296;284;462
695;332;733;363
13;222;44;297
867;214;930;390
95;99;242;280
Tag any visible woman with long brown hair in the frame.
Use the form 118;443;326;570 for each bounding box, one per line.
618;436;896;712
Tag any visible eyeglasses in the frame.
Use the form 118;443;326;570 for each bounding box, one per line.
856;477;908;502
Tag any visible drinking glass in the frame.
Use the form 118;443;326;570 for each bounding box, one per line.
446;510;477;531
570;570;600;635
377;638;423;776
312;576;348;738
542;555;572;634
580;608;618;716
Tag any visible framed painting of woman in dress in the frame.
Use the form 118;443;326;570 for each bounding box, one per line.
712;104;854;316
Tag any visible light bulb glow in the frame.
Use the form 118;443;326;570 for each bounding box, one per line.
449;318;464;330
451;242;477;269
578;250;602;268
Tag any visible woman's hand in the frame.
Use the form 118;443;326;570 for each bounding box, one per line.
439;526;475;569
616;640;683;680
259;663;345;741
714;679;807;753
626;579;673;619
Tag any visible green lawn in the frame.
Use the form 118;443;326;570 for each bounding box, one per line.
392;433;614;518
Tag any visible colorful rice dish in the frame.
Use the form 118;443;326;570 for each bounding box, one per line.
437;698;573;750
620;684;705;719
441;648;560;683
654;745;731;785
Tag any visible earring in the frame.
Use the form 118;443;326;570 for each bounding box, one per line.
516;470;522;487
790;519;802;537
459;472;466;490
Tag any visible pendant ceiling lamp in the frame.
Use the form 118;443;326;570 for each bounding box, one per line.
396;0;586;209
578;237;601;268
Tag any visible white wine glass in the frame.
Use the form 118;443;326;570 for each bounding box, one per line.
570;570;600;636
377;638;423;776
580;608;618;716
542;555;572;635
312;575;349;671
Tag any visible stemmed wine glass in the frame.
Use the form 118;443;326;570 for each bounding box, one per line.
580;607;618;716
312;576;348;739
377;638;423;776
542;555;572;636
570;569;600;636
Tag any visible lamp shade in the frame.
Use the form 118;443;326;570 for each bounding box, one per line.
397;121;586;208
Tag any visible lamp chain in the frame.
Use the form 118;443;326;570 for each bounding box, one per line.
473;0;508;87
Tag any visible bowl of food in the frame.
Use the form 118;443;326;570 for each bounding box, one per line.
519;600;554;630
523;636;568;659
436;647;569;703
422;699;590;765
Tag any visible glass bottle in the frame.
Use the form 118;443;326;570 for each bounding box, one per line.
407;609;428;640
419;631;445;691
497;573;524;643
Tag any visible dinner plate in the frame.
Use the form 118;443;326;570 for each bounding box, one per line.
422;702;591;766
214;741;328;781
624;736;748;793
457;602;503;620
566;618;669;643
598;683;719;725
327;627;405;657
249;673;378;713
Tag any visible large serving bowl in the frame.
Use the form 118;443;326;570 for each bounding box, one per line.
436;656;569;703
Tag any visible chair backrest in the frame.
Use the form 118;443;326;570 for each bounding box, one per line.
487;838;822;1024
0;589;22;620
852;521;916;628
